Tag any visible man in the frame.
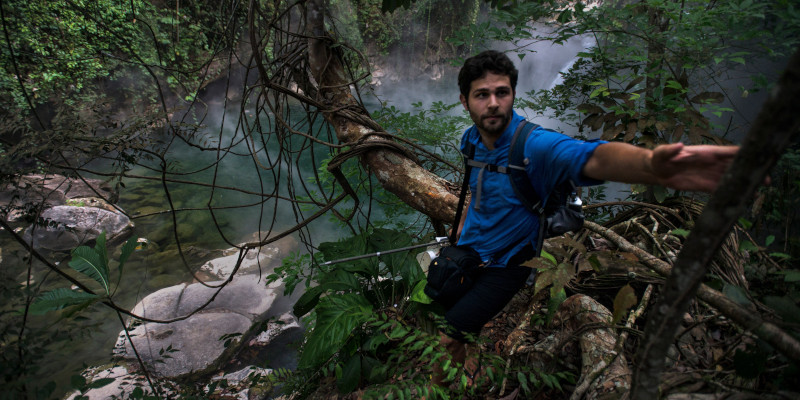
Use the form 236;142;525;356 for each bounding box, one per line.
434;50;738;385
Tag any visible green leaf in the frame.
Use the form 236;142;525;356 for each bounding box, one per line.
337;354;361;394
293;286;325;317
763;296;800;324
611;284;637;325
299;293;372;369
364;332;390;353
540;250;557;266
739;240;758;253
87;378;115;389
774;270;800;282
71;374;87;390
738;217;753;230
118;236;139;275
546;287;567;325
765;235;775;247
28;288;98;315
557;9;572;23
770;252;792;261
722;284;751;307
363;356;386;384
652;185;668;203
409;280;432;304
670;228;690;238
665;80;684;90
95;232;109;270
517;371;530;393
69;246;110;294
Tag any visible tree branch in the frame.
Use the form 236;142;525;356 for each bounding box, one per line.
303;0;460;224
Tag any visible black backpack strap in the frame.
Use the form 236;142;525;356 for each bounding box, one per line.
449;131;476;244
507;121;549;257
508;121;544;216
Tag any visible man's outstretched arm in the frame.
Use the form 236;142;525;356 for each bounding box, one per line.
581;142;740;193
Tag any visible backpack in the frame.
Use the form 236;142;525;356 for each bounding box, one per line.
460;121;585;257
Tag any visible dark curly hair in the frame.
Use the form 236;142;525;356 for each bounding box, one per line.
458;50;519;99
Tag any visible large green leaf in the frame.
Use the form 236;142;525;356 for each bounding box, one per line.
28;288;98;315
95;232;109;272
369;229;415;277
299;293;373;370
69;245;110;294
293;286;325;318
409;280;432;304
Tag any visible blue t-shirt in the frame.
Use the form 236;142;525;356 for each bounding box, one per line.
457;111;605;267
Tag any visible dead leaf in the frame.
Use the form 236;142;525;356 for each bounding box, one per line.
602;124;625;140
611;284;638;324
578;103;605;114
591;114;605;131
671;124;685;142
624;121;638;142
498;387;519;400
688;125;703;144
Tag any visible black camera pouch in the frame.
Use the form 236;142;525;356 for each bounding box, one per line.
424;245;483;308
545;205;584;237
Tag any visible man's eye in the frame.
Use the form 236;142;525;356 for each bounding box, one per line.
475;93;487;98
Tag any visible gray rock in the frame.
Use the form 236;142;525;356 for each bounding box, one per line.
211;366;272;385
22;205;133;251
200;246;281;279
199;234;298;279
0;174;118;222
118;275;285;379
65;366;158;400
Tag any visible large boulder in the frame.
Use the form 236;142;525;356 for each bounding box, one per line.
22;205;133;251
116;275;290;379
0;174;118;222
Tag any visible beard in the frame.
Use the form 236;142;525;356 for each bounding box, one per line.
478;111;511;137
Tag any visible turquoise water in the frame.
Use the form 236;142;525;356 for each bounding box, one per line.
1;97;358;396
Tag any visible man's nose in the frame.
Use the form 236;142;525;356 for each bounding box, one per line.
488;94;499;108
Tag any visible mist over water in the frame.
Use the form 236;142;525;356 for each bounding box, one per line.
366;31;595;135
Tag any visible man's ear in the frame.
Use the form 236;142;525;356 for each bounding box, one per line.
460;94;468;111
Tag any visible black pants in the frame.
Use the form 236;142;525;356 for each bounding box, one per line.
443;245;536;342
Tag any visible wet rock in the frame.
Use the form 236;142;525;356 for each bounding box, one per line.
64;365;162;400
200;234;298;279
22;205;133;251
0;174;118;222
116;275;287;379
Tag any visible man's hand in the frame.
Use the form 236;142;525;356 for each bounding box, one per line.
583;142;740;193
650;143;739;193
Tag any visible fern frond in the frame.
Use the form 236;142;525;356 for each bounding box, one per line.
299;293;372;370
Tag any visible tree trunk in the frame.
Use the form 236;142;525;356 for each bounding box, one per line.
304;0;460;225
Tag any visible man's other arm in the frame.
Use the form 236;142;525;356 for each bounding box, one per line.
581;142;739;193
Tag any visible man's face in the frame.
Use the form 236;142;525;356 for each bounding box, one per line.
460;72;514;142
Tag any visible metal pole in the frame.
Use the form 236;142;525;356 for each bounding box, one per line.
319;237;449;266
